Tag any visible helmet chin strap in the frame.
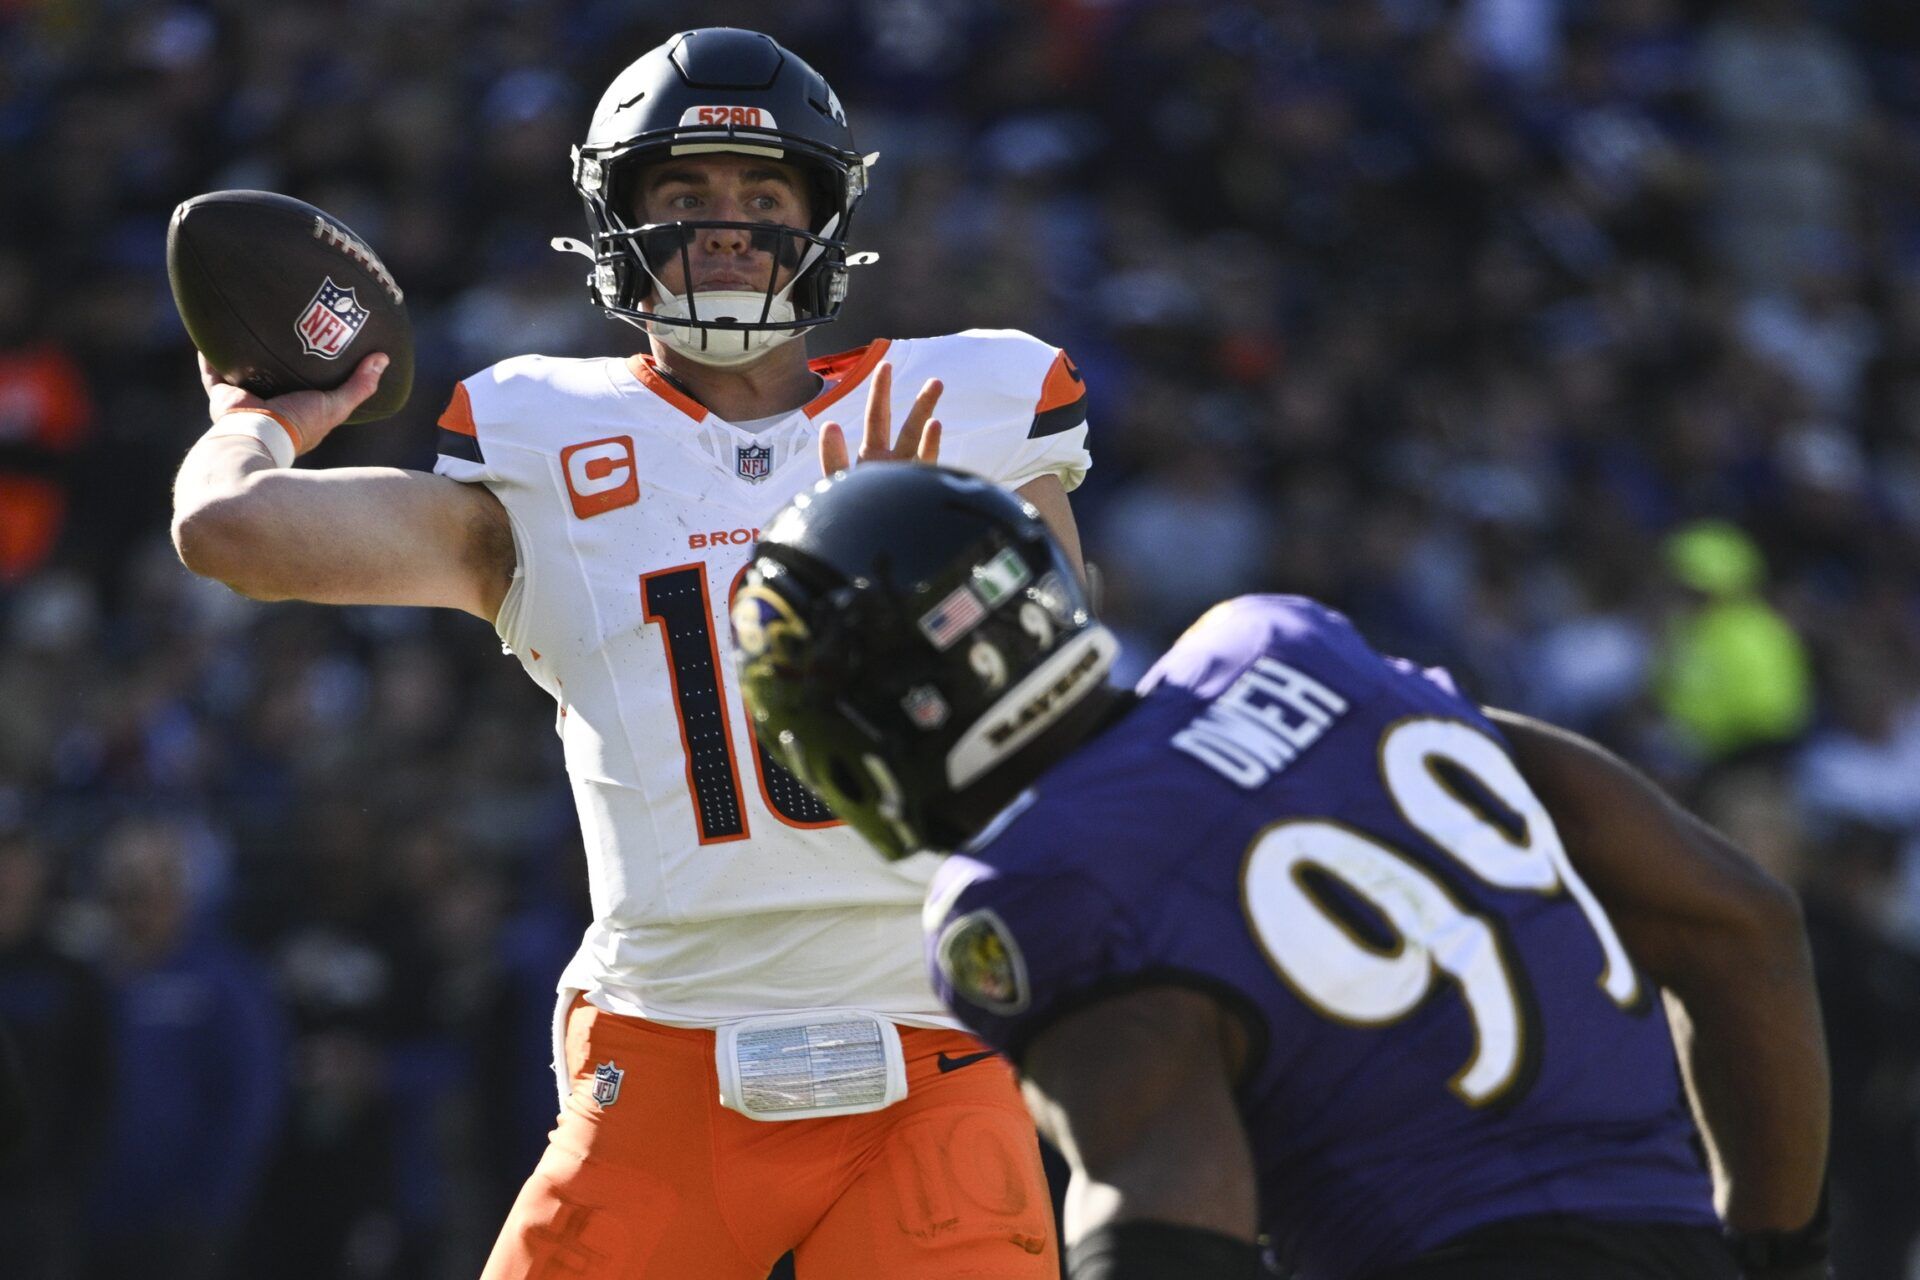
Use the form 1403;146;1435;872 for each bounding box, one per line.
645;287;802;366
555;213;880;368
639;214;842;368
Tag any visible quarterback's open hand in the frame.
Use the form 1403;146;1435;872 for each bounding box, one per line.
817;361;942;475
199;351;388;457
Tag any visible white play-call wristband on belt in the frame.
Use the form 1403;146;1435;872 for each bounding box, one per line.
715;1008;909;1121
206;409;301;468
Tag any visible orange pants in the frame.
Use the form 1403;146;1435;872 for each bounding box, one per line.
482;998;1059;1279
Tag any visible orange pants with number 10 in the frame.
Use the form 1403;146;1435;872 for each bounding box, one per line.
482;997;1059;1279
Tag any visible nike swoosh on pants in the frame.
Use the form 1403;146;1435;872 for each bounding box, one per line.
936;1050;996;1073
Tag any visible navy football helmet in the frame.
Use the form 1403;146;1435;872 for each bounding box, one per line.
558;28;876;365
734;465;1121;860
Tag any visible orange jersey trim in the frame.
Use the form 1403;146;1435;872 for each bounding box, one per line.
619;342;891;425
438;383;478;436
803;339;892;420
626;356;710;424
1034;349;1084;415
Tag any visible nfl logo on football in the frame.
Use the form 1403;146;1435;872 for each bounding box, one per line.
591;1060;624;1108
736;443;772;483
295;277;370;359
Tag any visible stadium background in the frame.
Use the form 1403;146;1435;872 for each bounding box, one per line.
2;0;1918;1276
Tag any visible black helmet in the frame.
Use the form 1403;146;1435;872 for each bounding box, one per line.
733;465;1121;860
558;28;876;365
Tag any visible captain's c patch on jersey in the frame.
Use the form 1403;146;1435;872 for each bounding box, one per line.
561;436;639;518
936;908;1030;1014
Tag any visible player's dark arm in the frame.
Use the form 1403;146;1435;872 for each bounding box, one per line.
172;352;515;622
1488;709;1829;1235
1018;985;1265;1278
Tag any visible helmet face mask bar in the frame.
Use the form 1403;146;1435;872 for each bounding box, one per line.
561;31;879;367
591;211;850;365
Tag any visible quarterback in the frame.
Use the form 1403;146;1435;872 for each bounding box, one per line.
172;29;1078;1278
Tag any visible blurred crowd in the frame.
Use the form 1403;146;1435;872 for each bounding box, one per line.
2;0;1919;1276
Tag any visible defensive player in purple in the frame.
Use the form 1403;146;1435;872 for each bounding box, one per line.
733;464;1831;1280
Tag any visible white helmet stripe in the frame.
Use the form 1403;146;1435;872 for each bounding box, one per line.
946;628;1119;790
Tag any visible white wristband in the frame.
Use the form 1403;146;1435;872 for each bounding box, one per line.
205;410;299;469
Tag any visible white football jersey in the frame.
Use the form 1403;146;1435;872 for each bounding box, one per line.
434;329;1091;1024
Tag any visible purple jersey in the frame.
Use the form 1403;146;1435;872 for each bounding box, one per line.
925;595;1717;1280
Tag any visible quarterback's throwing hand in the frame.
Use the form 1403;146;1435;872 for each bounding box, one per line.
817;361;942;475
199;350;389;458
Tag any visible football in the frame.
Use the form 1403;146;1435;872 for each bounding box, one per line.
167;190;414;424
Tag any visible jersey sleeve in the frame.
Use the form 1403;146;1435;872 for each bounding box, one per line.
430;371;533;651
924;852;1145;1062
431;380;497;485
932;330;1092;494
